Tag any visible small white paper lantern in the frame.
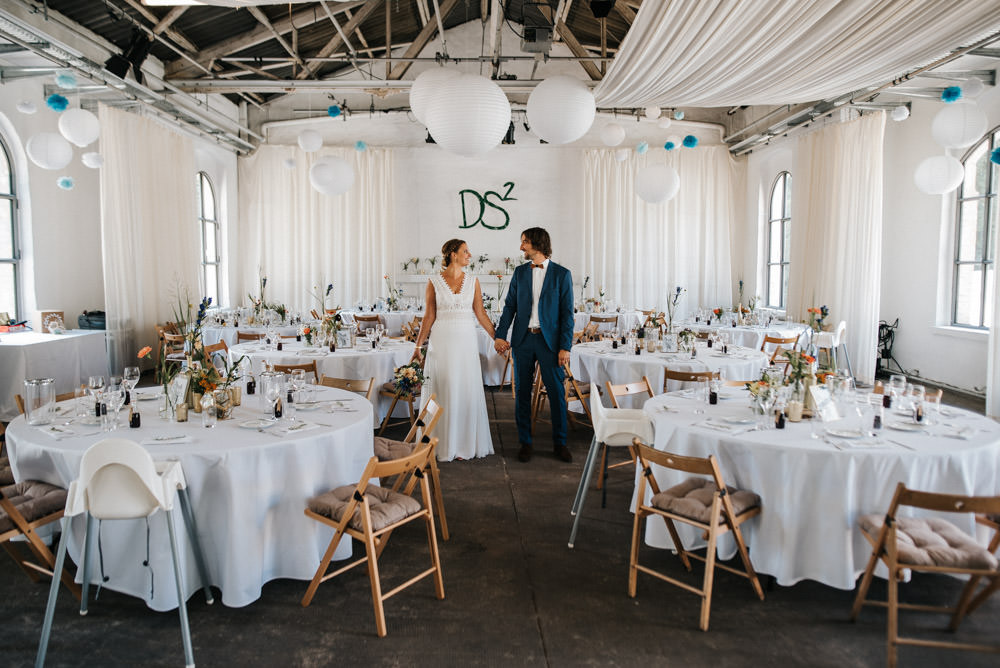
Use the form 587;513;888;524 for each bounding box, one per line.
931;102;988;149
914;155;963;194
297;129;323;153
657;117;672;129
81;152;104;168
58;108;100;147
890;105;910;122
962;78;985;99
600;122;626;147
410;67;460;125
282;158;297;170
526;75;595;145
26;132;73;170
635;163;680;203
16;100;36;115
644;106;661;120
614;148;629;162
425;73;511;158
309;156;354;196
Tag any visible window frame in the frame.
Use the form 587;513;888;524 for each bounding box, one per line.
951;126;999;330
765;171;791;309
197;172;221;306
0;133;21;322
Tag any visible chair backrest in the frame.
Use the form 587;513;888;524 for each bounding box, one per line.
722;379;753;387
163;322;180;335
761;335;798;359
354;314;382;330
310;309;321;320
633;439;718;478
370;439;437;485
589;382;609;429
236;331;265;342
74;438;167;520
162;332;186;350
14;391;78;415
590;315;618;325
833;320;847;346
320;375;375;400
664;369;719;383
606;376;654;408
402;395;444;443
202;340;228;360
273;361;319;383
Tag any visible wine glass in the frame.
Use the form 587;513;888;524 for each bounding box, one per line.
264;374;283;420
757;388;776;430
888;374;906;406
88;375;105;414
104;383;126;431
123;366;140;404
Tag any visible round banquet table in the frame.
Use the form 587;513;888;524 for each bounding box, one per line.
683;320;810;352
228;339;415;422
573;310;644;333
639;391;1000;589
339;310;423;337
570;340;768;408
5;386;374;610
201;325;301;348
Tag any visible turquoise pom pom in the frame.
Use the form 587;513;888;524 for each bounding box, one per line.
682;135;698;148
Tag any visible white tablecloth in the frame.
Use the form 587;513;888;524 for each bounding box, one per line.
573;311;644;332
339;310;423;337
640;392;1000;589
0;330;108;420
5;387;374;610
202;325;300;348
229;340;415;422
570;341;767;408
684;321;810;352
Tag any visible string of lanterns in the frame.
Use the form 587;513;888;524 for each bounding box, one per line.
913;82;988;195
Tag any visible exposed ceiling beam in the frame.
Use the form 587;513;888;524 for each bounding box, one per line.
387;0;461;80
152;6;187;35
119;0;197;53
247;6;310;77
295;0;383;80
343;7;371;51
416;0;430;27
613;0;636;24
555;19;602;80
490;0;502;78
168;77;599;94
384;0;391;79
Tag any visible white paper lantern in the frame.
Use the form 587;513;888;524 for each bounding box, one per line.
657;117;672;129
81;152;103;169
309;156;354;196
58;108;100;147
526;75;595;145
635;163;680;203
26;132;73;170
913;155;963;195
600;122;626;147
614;148;629;162
890;105;910;122
16;100;36;115
962;78;985;99
282;158;297;170
410;67;459;125
297;129;323;153
931;102;988;149
425;73;511;158
644;106;661;120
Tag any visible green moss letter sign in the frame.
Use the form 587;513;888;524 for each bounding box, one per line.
459;181;517;230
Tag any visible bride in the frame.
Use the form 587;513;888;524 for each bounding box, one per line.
411;239;495;461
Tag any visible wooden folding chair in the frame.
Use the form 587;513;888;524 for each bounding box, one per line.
236;330;265;343
373;396;449;540
14;391;79;416
849;483;1000;667
320;375;375;401
300;439;445;637
309;309;321;320
596;376;654;506
201;340;228;366
664;369;719;392
273;361;319;384
530;363;591;433
629;440;764;631
589;314;619;333
354;314;382;333
498;349;515;391
761;334;798;360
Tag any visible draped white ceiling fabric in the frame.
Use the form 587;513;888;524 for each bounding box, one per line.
99;105;200;373
786;112;886;385
595;0;1000;108
237;146;394;314
581;147;744;315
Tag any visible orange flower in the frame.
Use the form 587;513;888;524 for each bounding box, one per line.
802;355;815;364
303;326;311;335
138;346;152;358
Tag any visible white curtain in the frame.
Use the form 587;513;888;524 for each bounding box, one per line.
237;145;394;313
786;112;886;384
581;146;744;315
99;105;200;373
594;0;1000;108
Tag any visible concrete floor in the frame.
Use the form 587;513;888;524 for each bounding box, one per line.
3;386;998;667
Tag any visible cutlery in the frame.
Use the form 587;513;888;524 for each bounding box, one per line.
257;428;282;437
886;438;915;451
823;437;846;451
153;435;186;442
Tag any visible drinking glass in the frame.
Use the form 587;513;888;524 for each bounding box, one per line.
88;375;105;400
123;366;140;403
757;389;776;430
923;391;941;424
888;374;907;405
104;384;126;431
262;372;284;420
201;393;217;428
909;384;926;421
75;385;89;418
693;379;709;415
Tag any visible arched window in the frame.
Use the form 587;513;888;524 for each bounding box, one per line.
197;172;220;305
766;171;791;309
952;127;999;329
0;133;19;322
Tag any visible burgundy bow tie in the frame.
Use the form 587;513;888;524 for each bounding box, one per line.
532;263;545;269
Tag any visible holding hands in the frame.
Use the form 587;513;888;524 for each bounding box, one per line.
494;338;510;355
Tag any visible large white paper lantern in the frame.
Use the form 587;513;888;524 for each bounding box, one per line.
614;148;629;162
657;117;672;129
26;132;73;170
600;122;626;147
890;105;910;122
962;78;985;98
410;67;459;125
81;152;104;168
58;108;100;147
425;73;511;158
931;102;987;149
309;156;354;196
914;155;963;194
526;75;595;145
644;106;661;120
635;164;680;203
297;129;323;152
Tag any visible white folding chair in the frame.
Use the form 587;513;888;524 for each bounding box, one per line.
36;438;214;668
568;383;654;549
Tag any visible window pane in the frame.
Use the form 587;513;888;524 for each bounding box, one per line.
0;199;12;259
985;265;994;328
0;263;14;318
957;198;988;261
954;263;984;326
204;265;218;306
783;218;791;261
769;178;782;221
963;141;989;198
782;173;791;217
769;221;781;263
204;221;217;262
0;145;10;196
767;265;781;307
781;265;789;308
200;174;216;221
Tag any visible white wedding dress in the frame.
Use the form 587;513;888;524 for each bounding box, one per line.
420;272;494;461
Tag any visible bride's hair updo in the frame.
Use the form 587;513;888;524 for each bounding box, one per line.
441;238;465;267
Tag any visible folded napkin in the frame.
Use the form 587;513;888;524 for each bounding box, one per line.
940;426;975;440
696;420;750;434
140;434;194;445
37;424;81;440
274;421;321;436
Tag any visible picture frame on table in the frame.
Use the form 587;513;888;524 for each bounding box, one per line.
809;385;840;422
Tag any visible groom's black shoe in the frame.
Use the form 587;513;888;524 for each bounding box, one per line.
554;444;572;463
518;442;533;462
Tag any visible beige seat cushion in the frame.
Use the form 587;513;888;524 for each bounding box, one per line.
373;437;416;462
308;485;421;532
0;455;13;486
650;477;760;524
0;481;67;533
859;514;999;570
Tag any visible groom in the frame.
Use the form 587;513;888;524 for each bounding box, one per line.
494;227;575;463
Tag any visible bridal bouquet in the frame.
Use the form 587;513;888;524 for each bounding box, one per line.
392;361;425;396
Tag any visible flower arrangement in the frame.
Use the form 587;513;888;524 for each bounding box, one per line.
321;312;342;338
677;328;696;347
410;257;420;273
748;295;759;313
483;294;495;310
248;272;287;322
496;274;506;303
401;259;411;272
783;349;816;387
384;274;403;310
300;324;313;345
736;278;745;309
427;256;438;271
666;286;685;332
580;275;590;303
191;363;222;395
310;282;335;313
503;257;513;274
392;361;425;395
807;305;829;332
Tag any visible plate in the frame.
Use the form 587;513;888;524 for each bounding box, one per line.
722;416;756;425
887;421;926;432
240;419;277;429
826;428;865;439
77;416;102;426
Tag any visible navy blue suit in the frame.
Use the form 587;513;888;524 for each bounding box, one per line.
495;260;574;447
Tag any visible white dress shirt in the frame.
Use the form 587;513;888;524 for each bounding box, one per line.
528;257;549;329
